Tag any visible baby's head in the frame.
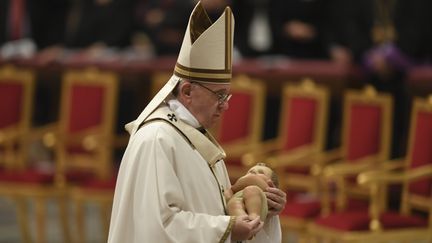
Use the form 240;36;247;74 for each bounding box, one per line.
247;163;279;188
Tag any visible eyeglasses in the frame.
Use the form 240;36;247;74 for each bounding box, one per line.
191;81;232;105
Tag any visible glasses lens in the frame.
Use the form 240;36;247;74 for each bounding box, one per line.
192;82;231;104
218;94;232;104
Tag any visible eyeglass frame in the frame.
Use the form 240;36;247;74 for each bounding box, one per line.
190;81;232;105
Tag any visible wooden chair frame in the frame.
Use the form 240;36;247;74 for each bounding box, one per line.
58;68;118;243
0;67;118;243
308;96;432;242
0;65;72;243
56;68;118;182
278;85;394;242
0;64;34;170
340;86;393;164
271;79;330;192
317;85;393;216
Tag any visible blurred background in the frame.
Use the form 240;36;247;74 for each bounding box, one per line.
1;0;432;242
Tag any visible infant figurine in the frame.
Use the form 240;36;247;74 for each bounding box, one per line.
224;163;279;222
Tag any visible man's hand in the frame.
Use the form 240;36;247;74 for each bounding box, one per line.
265;180;287;217
231;215;264;241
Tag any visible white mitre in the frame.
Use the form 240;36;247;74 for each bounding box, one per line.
125;1;235;135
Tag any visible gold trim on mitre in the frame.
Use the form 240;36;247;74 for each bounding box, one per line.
175;1;234;84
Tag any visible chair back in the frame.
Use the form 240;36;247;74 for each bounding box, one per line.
404;96;432;208
330;85;393;212
277;78;329;154
341;85;393;163
56;68;118;184
0;65;34;170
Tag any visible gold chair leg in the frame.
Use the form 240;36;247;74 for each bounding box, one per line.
34;198;46;243
75;198;86;243
57;195;71;243
14;197;32;243
100;201;111;243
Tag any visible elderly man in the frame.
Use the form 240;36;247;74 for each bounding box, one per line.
108;2;286;242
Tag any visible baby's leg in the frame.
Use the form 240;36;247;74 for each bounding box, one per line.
243;185;265;221
227;197;247;217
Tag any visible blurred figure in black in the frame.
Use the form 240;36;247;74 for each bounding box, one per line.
269;0;351;60
134;0;194;56
0;0;69;57
232;0;273;57
65;0;136;48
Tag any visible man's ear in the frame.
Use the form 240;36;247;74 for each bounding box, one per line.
179;82;192;100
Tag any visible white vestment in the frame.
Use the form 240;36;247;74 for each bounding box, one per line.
108;101;281;243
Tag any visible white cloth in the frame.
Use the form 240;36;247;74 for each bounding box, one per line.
167;99;201;128
108;101;281;243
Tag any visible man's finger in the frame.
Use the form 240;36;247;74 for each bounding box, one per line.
266;187;286;197
248;216;261;228
267;198;278;208
250;220;264;235
267;179;275;188
265;191;283;204
238;214;250;221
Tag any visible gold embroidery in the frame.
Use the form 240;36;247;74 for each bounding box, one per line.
220;216;236;243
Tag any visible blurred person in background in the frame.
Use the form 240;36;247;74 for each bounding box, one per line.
232;0;273;58
65;0;136;49
134;0;194;56
0;0;69;58
269;0;351;61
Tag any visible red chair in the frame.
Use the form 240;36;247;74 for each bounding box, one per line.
308;95;432;242
0;67;119;243
242;78;330;192
53;68;119;243
0;65;34;171
0;65;69;243
277;85;394;241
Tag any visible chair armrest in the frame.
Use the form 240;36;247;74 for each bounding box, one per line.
323;156;406;179
358;164;432;185
265;145;321;168
307;148;343;175
241;139;280;166
25;123;59;146
357;164;432;231
315;148;344;163
223;141;255;158
27;124;112;151
0;125;22;144
62;126;113;151
379;158;406;171
322;155;380;178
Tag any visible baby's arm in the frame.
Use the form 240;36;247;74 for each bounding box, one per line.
230;174;268;193
224;187;234;201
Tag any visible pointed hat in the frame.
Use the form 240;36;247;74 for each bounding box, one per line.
126;1;235;134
